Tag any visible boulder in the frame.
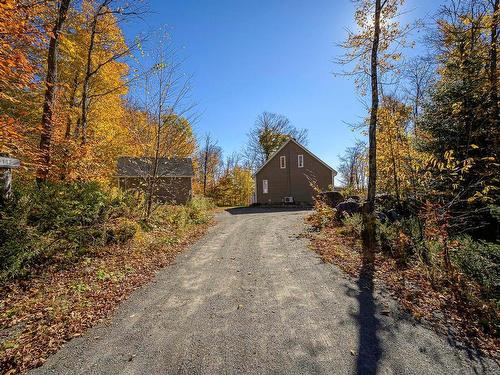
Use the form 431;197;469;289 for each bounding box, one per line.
346;195;361;202
318;191;344;207
386;209;402;222
375;211;388;223
375;193;391;205
335;198;362;218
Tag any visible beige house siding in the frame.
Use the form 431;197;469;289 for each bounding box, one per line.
118;176;192;204
255;140;334;205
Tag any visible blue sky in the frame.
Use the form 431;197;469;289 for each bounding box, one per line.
123;0;442;170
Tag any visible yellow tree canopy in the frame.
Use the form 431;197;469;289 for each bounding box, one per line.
160;114;196;158
376;96;428;202
50;2;130;182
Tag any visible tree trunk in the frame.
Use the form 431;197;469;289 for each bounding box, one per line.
37;0;71;184
389;132;401;206
81;11;99;145
203;134;210;195
362;0;382;262
65;73;79;139
146;86;164;218
413;84;420;135
490;0;499;154
146;123;161;218
203;149;209;196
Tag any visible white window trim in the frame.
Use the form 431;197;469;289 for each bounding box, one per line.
298;154;304;168
263;179;268;194
280;155;286;169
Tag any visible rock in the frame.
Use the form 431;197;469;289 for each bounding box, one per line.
386;209;402;222
375;193;391;203
335;199;362;218
318;191;344;207
375;211;388;223
346;195;361;202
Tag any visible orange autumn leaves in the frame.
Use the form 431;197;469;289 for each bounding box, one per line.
0;0;41;158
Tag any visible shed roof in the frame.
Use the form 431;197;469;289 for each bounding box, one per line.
117;157;194;177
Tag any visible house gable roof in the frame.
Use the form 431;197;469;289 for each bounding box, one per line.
117;157;194;177
254;138;337;176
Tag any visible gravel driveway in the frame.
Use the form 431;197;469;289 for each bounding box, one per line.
32;208;497;375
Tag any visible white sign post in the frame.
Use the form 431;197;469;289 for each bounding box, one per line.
0;155;20;203
0;157;20;169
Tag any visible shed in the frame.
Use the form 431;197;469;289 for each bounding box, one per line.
117;157;194;204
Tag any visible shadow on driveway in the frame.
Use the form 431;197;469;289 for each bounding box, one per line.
355;253;382;375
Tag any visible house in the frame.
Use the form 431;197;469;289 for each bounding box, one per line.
254;138;337;205
117;157;194;204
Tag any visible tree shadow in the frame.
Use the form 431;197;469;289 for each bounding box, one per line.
355;254;382;375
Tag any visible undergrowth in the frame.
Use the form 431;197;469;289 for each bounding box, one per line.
0;182;214;281
307;203;500;358
0;182;215;373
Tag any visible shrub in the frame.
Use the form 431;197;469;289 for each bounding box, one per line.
106;188;144;220
187;196;215;224
377;221;399;255
149;196;214;233
452;235;500;298
165;205;190;228
309;198;335;229
0;182;141;281
341;213;363;237
26;182;109;233
0;184;215;281
377;217;430;263
106;218;140;245
0;195;41;280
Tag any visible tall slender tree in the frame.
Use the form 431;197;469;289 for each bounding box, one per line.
488;0;498;153
338;141;367;193
337;0;409;259
402;57;435;134
200;133;219;195
37;0;71;184
140;36;193;218
79;0;143;144
364;0;383;257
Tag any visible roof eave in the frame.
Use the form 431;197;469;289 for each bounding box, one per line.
253;138;337;176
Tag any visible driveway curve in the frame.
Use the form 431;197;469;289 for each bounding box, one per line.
32;208;497;374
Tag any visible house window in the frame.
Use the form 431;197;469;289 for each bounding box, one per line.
298;154;304;168
263;179;268;194
280;156;286;169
